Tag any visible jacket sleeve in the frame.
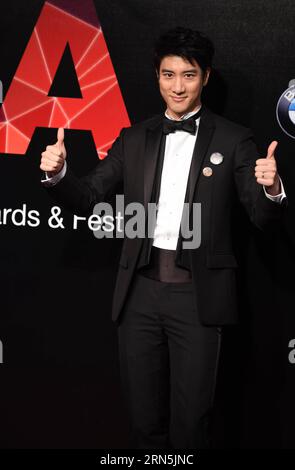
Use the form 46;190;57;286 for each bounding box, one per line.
234;129;287;231
43;128;126;216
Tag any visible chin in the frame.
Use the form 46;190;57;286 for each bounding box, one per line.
170;103;188;112
172;107;190;117
170;102;194;114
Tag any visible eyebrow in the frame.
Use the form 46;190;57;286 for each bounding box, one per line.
161;68;197;74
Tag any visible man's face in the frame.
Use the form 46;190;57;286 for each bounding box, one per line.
157;55;210;120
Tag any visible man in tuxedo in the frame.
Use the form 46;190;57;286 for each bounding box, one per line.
40;27;286;449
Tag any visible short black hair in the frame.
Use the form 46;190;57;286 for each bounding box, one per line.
154;27;214;74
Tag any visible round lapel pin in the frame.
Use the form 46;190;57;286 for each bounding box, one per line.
202;167;213;177
210;152;224;165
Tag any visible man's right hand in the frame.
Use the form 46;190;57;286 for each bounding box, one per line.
40;128;67;176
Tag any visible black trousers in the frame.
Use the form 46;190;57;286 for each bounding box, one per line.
117;273;222;449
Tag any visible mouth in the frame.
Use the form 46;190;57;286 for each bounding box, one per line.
170;96;187;103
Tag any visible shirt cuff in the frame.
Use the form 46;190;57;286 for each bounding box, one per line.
41;160;67;187
263;176;287;204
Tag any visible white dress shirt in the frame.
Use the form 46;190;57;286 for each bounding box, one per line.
152;108;201;249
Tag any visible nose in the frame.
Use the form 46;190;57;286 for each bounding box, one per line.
172;76;185;94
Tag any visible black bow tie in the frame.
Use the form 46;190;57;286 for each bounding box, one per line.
162;108;202;135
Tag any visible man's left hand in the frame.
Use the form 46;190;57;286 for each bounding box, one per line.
255;140;281;196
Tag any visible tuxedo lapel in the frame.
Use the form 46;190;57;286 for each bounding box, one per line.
187;107;216;208
143;117;163;210
175;107;216;267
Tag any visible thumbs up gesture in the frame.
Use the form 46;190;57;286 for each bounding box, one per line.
40;128;67;176
255;140;281;196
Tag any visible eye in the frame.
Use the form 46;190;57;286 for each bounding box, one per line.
184;73;195;78
162;72;173;78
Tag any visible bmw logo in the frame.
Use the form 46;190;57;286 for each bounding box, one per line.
276;80;295;139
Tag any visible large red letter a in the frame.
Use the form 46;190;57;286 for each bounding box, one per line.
0;0;130;157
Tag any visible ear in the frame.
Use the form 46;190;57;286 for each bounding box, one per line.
203;67;211;86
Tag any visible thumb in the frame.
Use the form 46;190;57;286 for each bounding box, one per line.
56;127;64;148
266;140;278;159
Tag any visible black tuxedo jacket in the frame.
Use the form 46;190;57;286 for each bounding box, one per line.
46;107;285;325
